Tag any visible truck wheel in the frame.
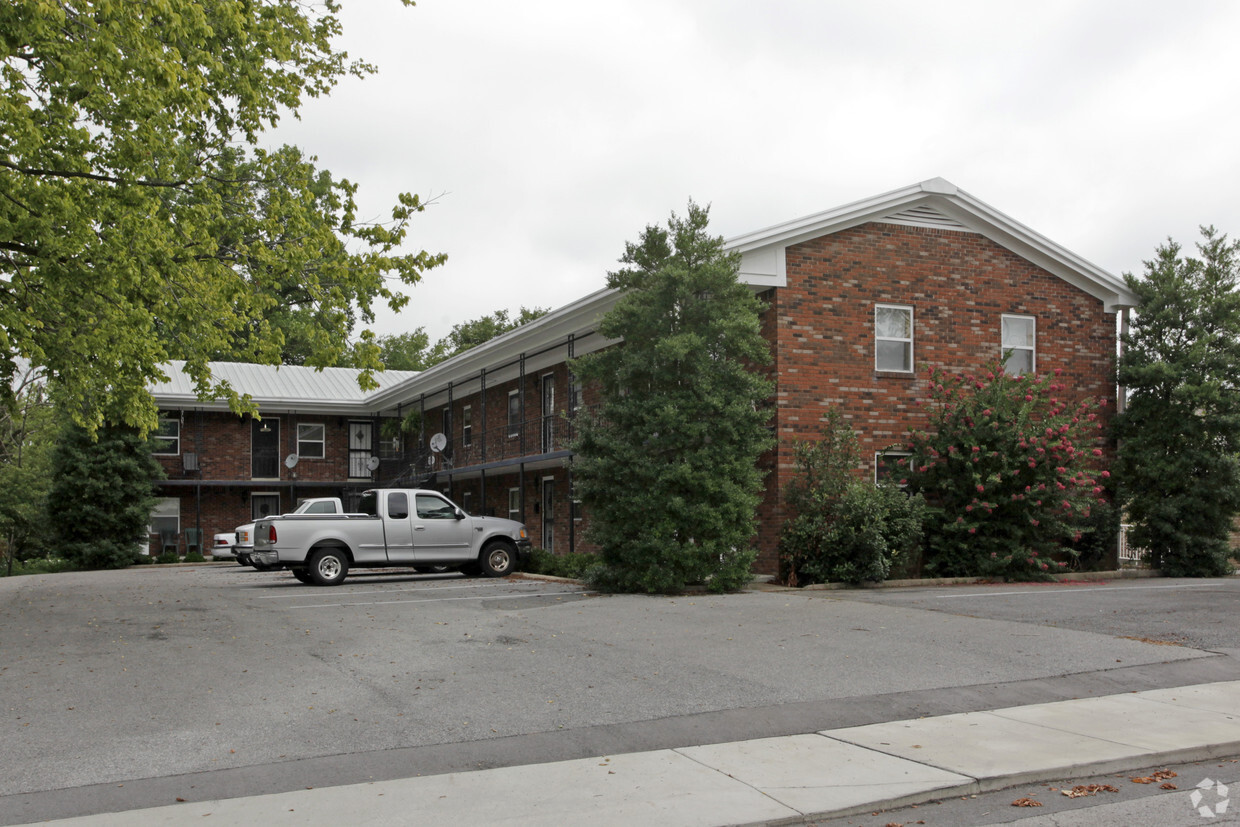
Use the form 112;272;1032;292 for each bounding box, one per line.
307;548;349;586
479;541;516;577
291;568;313;584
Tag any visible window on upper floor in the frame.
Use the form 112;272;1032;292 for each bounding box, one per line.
508;390;521;438
297;423;325;459
875;304;914;373
462;405;473;447
1001;314;1036;376
153;415;179;455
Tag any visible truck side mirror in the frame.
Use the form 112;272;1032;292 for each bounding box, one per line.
454;508;466;520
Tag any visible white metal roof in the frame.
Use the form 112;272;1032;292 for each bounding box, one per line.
151;361;419;414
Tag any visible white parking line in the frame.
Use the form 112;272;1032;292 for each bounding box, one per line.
279;590;592;609
254;581;544;599
929;582;1224;599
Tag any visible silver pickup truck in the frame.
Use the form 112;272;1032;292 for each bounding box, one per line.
250;489;531;586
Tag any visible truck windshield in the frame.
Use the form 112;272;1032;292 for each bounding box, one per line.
358;492;378;517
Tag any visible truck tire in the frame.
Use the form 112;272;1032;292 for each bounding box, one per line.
291;568;313;584
307;547;349;586
479;541;516;577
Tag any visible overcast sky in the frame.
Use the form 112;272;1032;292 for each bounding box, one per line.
272;0;1240;344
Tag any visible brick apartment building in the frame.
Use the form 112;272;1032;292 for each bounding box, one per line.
149;179;1136;573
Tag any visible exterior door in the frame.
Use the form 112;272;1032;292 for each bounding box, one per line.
349;421;373;478
541;477;555;553
251;419;280;479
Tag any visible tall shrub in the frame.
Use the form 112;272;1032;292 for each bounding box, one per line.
779;411;925;586
903;364;1111;579
1116;229;1240;576
48;424;164;569
572;202;773;593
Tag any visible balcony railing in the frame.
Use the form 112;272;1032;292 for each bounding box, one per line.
388;409;588;485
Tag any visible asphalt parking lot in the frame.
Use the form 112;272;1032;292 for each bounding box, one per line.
2;566;1238;824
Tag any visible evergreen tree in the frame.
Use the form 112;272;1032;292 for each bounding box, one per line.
48;424;164;569
572;202;773;593
1116;228;1240;576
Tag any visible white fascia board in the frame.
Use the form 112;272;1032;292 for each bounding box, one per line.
725;179;939;254
148;395;398;417
367;285;622;411
723;177;1136;313
933;187;1137;312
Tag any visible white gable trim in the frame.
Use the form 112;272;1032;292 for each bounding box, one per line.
726;178;1136;311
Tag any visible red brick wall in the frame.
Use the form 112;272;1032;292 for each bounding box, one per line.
752;221;1118;573
148;411;380;554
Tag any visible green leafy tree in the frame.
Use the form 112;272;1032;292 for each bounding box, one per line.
1116;228;1240;577
1;0;443;435
349;308;549;372
572;202;773;593
48;423;164;569
904;364;1111;580
0;367;55;574
779;411;925;586
425;307;550;364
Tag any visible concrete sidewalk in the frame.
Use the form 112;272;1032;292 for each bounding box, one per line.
29;681;1240;826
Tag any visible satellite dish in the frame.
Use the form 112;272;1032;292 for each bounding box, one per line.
429;432;447;453
366;456;381;471
284;453;300;469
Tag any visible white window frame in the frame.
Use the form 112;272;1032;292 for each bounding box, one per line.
874;451;912;487
153;415;180;455
462;404;472;447
508;487;521;521
507;390;521;438
1001;314;1036;376
149;497;180;536
296;422;325;459
461;490;473;514
874;304;914;373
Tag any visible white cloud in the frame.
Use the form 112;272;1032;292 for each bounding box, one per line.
271;0;1240;342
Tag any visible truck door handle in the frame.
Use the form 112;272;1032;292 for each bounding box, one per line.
414;526;426;531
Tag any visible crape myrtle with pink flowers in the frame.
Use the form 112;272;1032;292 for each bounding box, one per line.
899;363;1114;580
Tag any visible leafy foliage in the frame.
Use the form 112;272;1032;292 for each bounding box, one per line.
1116;228;1240;576
779;411;925;585
525;547;596;579
47;424;164;569
903;364;1111;580
572;202;773;593
360;308;550;371
1;0;442;434
0;366;55;573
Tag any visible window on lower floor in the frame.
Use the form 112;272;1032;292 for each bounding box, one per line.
508;487;521;521
875;304;914;372
149;498;180;538
1001;314;1036;376
874;451;911;487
